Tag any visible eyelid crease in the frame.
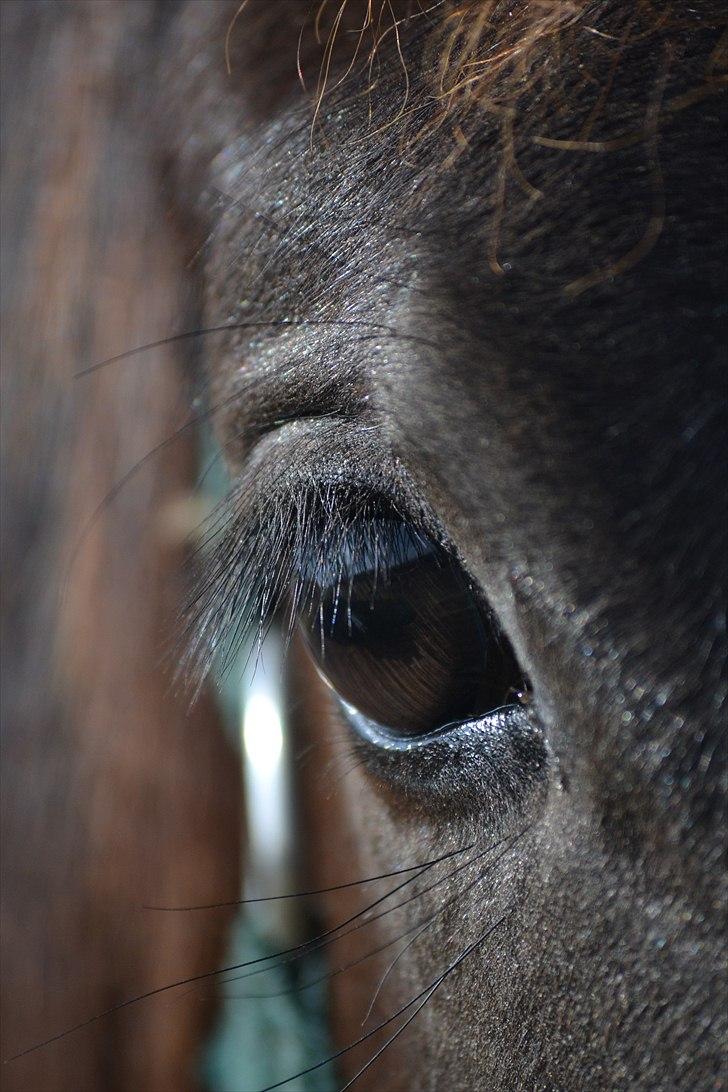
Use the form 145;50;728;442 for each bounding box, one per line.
210;345;370;468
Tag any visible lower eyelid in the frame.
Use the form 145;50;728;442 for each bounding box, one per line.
340;699;523;752
336;695;550;819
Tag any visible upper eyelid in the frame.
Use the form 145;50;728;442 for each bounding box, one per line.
208;327;371;467
183;418;403;681
213;365;367;467
235;413;382;487
226;416;461;597
205;316;450;469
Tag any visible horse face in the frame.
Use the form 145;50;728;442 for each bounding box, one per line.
162;2;727;1087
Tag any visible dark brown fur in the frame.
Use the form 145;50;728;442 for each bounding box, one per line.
163;2;727;1088
2;2;726;1090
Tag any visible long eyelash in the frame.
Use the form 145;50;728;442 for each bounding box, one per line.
6;824;529;1069
211;843;485;1000
344;918;515;1092
243;827;529;1091
360;830;524;1025
179;454;433;690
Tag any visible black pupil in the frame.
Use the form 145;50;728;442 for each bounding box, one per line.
299;521;524;737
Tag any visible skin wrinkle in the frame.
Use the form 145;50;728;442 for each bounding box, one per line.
162;3;727;1089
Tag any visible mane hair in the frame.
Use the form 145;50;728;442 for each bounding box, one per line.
227;0;727;142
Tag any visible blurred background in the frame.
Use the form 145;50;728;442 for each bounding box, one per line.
2;3;233;1087
1;4;332;1089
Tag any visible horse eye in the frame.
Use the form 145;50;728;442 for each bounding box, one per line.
299;521;527;740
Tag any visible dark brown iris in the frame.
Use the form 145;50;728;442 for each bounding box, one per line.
300;524;524;737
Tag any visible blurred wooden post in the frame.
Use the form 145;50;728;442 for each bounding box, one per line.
0;4;242;1089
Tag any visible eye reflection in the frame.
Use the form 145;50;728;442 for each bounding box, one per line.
298;520;527;738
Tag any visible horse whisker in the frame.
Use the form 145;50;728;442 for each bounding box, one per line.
214;840;490;993
3;844;470;1063
360;830;527;1025
143;846;472;911
75;319;443;378
258;908;515;1092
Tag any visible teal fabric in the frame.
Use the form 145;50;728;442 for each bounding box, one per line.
202;915;335;1092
